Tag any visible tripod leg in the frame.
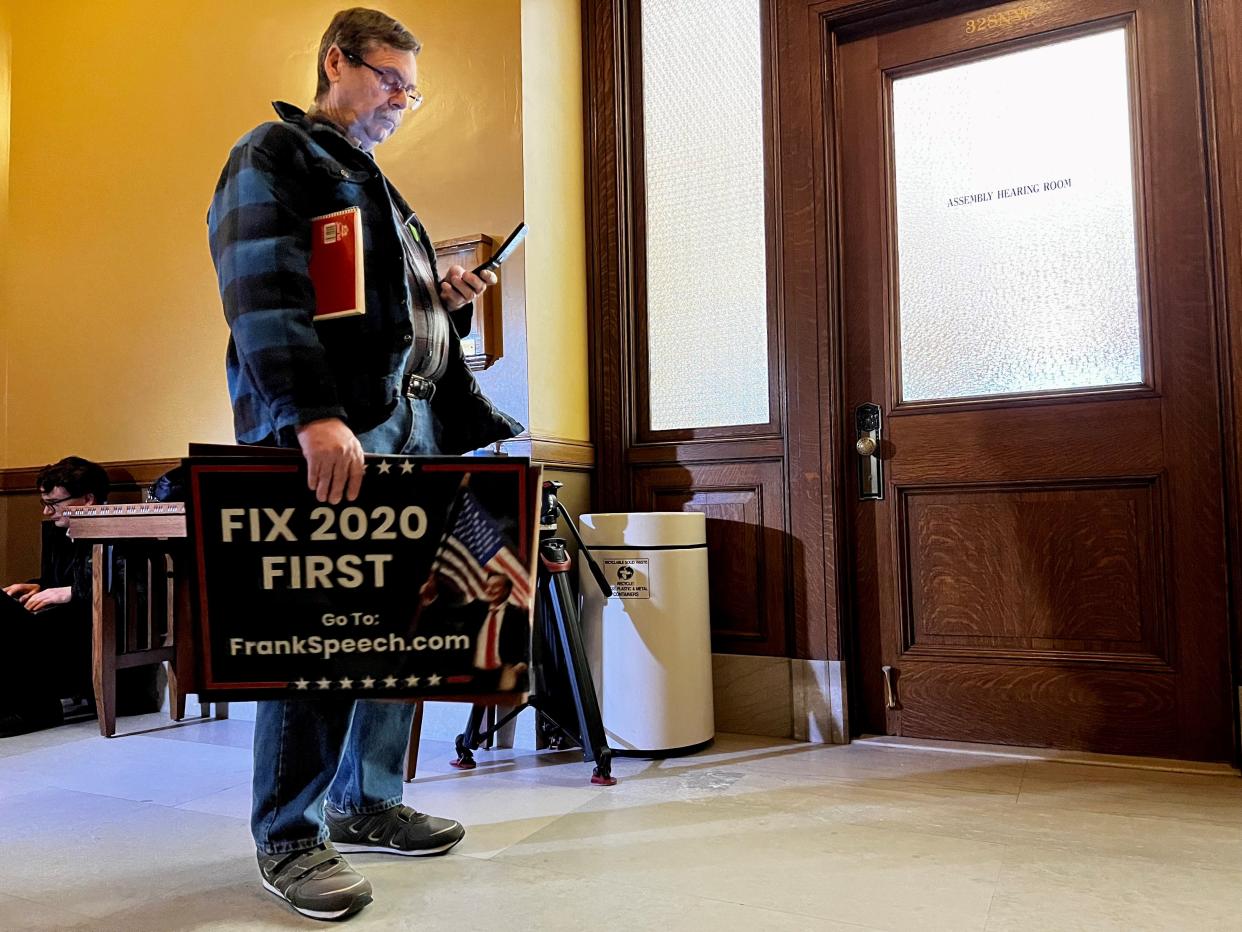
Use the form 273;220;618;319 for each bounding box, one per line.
546;570;617;786
451;704;488;770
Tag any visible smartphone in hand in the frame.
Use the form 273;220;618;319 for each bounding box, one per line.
472;222;528;277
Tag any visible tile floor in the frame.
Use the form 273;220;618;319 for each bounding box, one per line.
1;705;1241;931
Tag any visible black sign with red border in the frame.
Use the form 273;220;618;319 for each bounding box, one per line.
186;454;539;701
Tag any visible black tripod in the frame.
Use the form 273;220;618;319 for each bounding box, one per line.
450;480;618;785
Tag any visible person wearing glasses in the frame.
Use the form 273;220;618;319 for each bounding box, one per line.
207;7;521;922
0;457;104;736
0;457;163;739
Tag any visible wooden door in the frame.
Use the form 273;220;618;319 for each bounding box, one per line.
842;0;1234;760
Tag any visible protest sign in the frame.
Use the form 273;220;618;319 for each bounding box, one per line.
186;454;538;700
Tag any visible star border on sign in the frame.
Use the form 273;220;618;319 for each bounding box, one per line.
293;678;310;690
404;675;420;687
339;677;354;689
427;674;442;686
316;678;332;690
377;460;392;475
399;460;415;475
382;675;399;688
360;676;375;689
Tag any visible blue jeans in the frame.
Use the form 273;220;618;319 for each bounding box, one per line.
252;398;439;854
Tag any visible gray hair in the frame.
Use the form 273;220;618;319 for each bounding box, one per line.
315;8;421;100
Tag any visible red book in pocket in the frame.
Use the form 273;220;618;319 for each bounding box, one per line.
309;207;365;320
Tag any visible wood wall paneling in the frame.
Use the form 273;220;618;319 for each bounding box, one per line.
0;459;180;494
634;460;788;656
896;661;1178;756
899;481;1167;665
1203;0;1242;686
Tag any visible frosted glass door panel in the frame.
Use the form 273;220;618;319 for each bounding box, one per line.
641;0;770;431
892;28;1143;403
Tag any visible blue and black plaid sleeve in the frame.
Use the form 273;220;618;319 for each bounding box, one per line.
208;122;346;440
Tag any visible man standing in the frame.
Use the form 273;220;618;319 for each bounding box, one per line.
207;8;521;921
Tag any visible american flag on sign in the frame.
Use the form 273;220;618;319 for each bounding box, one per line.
429;488;532;607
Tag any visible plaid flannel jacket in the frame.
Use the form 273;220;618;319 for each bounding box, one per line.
207;102;521;452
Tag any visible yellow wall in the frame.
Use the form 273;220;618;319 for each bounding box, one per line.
2;0;527;467
521;0;590;443
0;0;9;223
1;1;11;468
0;0;9;225
1;2;11;557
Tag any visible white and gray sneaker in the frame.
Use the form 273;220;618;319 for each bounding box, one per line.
257;843;372;921
326;804;465;856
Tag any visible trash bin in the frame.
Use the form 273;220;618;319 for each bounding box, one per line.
578;512;714;755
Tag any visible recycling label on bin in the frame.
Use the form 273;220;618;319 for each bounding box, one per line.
604;558;650;599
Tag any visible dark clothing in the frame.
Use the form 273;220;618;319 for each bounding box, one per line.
3;524;160;725
0;591;79;717
464;599;530;692
27;524;92;698
0;524;88;732
206;101;521;451
33;521;90;598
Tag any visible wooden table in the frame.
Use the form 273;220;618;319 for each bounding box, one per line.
63;503;225;736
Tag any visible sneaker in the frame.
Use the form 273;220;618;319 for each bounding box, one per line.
326;804;465;856
257;843;373;921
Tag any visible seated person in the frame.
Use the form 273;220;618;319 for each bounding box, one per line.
1;457;159;737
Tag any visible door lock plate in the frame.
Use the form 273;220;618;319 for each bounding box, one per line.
856;403;883;500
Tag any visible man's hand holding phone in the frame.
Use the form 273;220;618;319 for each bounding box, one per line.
439;221;527;310
439;266;497;311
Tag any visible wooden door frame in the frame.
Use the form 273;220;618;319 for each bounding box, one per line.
582;0;1242;750
582;0;810;660
1200;0;1242;759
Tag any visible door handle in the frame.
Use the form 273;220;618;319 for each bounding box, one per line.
882;665;899;710
856;403;883;500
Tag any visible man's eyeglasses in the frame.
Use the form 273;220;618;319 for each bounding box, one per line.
342;50;423;111
40;494;78;512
